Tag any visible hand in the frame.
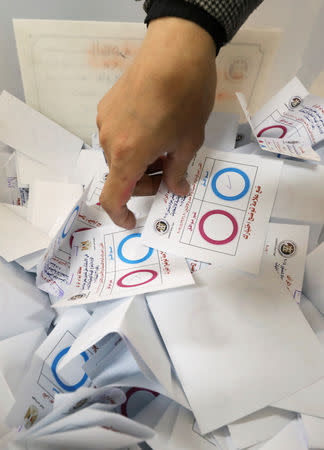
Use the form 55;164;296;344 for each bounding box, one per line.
97;17;216;229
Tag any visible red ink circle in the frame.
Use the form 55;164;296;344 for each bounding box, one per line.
257;125;287;138
117;270;158;288
199;210;238;245
121;388;159;417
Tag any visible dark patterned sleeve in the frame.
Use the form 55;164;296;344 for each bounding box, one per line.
138;0;263;53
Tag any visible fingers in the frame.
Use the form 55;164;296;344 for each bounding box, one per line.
163;146;196;197
133;173;163;196
99;166;138;230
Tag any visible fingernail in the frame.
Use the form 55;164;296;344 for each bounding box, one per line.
176;179;190;196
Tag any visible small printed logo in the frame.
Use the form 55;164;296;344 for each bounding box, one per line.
154;219;169;235
278;240;297;258
289;96;302;109
68;293;87;301
80;240;91;251
24;405;38;429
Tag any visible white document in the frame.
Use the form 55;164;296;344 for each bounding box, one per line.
237;77;321;162
228;407;296;450
0;203;50;261
271;160;324;223
301;414;324;449
300;295;324;346
142;149;282;274
68;149;107;187
15;250;45;272
258;420;308;450
0;91;82;170
6;309;91;429
60;295;172;392
262;223;309;302
147;267;324;434
27;181;83;237
15;153;68;188
0;256;53;340
54;224;193;307
204;112;239;151
303;242;324;314
0;328;46;394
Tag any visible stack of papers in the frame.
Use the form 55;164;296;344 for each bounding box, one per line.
1;56;324;450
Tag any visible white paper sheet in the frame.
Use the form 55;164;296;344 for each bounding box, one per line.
27;181;83;238
258;420;308;450
60;295;172;392
228;407;296;449
6;309;91;429
303;242;324;314
0;328;46;394
0;91;82;170
15;153;68;188
147;267;324;434
0;257;53;340
0;372;14;438
0;203;50;261
53;224;193;307
271;160;324;223
142;149;282;274
301;414;324;449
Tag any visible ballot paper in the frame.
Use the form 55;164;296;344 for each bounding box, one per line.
258;420;308;450
301;414;324;449
237;77;322;161
142;149;282;273
18;386;125;442
59;295;172;392
37;185;115;298
0;203;50;261
271;160;324;223
54;225;193;307
147;267;324;434
0;91;82;171
228;407;296;449
262;223;309;302
0;257;54;340
15;153;68;188
303;242;324;314
6;309;91;429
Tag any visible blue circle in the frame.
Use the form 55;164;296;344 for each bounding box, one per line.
117;233;153;264
51;346;89;392
62;206;80;238
211;168;250;201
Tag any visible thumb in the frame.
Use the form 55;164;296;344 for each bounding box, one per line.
163;146;196;196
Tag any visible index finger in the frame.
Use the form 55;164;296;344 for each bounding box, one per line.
99;165;142;229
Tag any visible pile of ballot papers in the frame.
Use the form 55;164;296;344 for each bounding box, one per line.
1;73;324;450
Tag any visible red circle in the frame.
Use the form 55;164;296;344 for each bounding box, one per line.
69;228;91;248
257;125;287;138
117;270;158;288
121;388;159;417
199;210;238;245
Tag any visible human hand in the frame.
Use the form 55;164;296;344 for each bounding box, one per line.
97;17;216;229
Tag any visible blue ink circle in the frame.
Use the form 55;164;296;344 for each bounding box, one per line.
117;233;153;264
51;346;89;392
62;206;80;238
211;168;250;201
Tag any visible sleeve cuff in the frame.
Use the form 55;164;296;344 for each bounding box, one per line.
144;0;227;55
